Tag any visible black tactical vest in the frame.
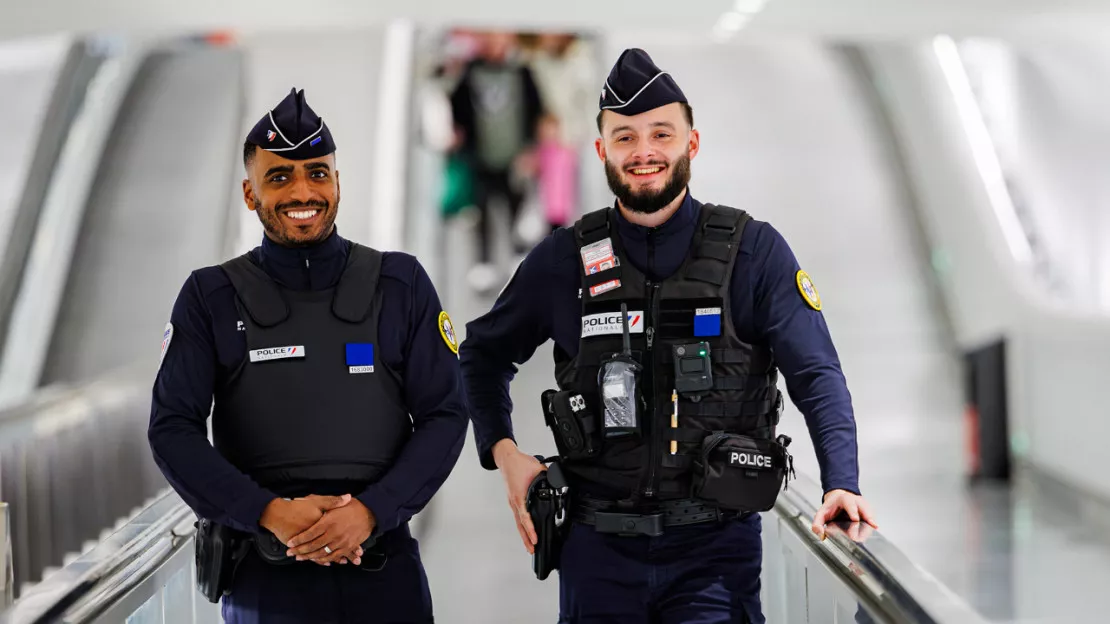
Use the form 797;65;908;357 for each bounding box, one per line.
212;243;411;498
555;204;782;502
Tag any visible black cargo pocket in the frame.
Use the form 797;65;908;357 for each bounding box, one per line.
692;432;794;513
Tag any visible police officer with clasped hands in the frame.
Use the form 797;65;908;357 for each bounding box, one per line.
149;88;468;623
460;49;879;622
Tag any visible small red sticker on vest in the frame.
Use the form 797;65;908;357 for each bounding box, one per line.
590;279;621;297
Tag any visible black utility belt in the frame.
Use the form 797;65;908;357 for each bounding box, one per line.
551;427;796;524
572;496;750;537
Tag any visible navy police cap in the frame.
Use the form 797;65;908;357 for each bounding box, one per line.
599;48;687;116
246;88;336;160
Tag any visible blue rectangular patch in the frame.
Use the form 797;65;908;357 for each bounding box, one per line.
310;136;323;146
345;343;374;366
693;307;722;337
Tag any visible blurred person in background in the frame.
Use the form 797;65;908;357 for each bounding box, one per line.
448;31;544;295
526;33;597;229
533;112;577;234
460;49;877;623
148;88;468;623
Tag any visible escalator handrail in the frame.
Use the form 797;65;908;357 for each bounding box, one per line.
7;472;993;624
0;489;190;624
0;39;147;410
0;38;103;371
774;472;988;623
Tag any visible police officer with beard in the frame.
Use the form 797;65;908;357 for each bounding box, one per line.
148;88;468;623
459;49;879;622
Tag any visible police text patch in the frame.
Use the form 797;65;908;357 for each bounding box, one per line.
581;311;644;338
728;450;774;470
249;345;305;363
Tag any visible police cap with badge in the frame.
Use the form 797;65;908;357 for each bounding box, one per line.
246;87;336;159
599;48;687;117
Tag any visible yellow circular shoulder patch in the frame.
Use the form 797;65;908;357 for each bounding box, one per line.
796;270;822;311
438;311;459;355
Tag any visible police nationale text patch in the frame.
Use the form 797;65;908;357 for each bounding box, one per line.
581;311;644;338
249;345;305;363
796;270;822;311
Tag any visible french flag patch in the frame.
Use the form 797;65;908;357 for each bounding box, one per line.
346;343;374;374
694;307;722;337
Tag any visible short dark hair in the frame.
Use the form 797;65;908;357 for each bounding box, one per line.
596;102;694;135
243;141;258;169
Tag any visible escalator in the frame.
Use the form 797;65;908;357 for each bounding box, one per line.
0;29;1018;624
0;39;246;596
39;43;244;386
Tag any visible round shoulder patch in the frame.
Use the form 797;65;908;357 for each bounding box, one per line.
795;270;822;311
438;311;459;355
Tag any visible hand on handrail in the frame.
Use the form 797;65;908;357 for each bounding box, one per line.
825;520;877;544
811;489;878;540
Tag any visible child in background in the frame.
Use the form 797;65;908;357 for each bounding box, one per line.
534;113;578;233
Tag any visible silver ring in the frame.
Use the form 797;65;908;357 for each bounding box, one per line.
324;546;332;554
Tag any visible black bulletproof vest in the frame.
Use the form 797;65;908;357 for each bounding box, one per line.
555;204;782;502
212;243;411;498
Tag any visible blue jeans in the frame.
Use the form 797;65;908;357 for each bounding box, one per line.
221;525;433;624
558;513;763;623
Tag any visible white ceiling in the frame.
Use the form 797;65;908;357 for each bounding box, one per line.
2;0;1110;42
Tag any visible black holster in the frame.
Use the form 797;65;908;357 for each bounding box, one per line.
194;519;251;603
526;459;570;581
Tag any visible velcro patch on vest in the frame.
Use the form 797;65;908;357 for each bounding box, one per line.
581;310;644;338
580;237;622;297
249;346;305;363
346;343;375;374
693;307;722;337
728;450;775;470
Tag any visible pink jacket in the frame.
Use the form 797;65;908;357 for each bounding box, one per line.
536;141;577;226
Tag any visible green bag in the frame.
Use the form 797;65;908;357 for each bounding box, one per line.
440;154;474;218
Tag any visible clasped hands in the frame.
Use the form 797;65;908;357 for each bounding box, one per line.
259;494;375;566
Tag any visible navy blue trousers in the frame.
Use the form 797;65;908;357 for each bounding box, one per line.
221;524;433;623
558;512;764;623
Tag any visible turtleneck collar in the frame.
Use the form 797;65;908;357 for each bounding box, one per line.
257;227;349;291
613;188;699;243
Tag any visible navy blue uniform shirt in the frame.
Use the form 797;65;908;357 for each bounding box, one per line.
460;191;860;495
149;229;469;535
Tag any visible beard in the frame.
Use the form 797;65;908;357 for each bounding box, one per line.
605;152;691;215
254;196;337;247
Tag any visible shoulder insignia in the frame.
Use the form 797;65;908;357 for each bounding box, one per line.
438;311;459;355
159;322;174;369
796;270;822;311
